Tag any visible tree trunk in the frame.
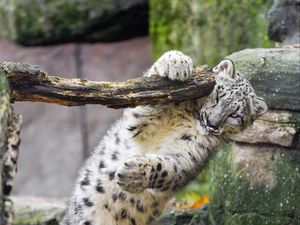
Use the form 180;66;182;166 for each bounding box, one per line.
0;68;21;225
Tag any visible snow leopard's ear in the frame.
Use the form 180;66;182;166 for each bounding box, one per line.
249;93;268;119
212;59;236;80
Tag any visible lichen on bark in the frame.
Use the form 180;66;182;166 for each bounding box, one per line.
1;68;22;225
0;71;10;223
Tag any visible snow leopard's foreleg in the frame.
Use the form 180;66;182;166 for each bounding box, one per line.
123;50;194;137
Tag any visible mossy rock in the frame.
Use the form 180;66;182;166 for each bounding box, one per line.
228;48;300;111
230;110;300;148
0;0;148;46
208;144;300;225
150;0;273;65
12;196;66;225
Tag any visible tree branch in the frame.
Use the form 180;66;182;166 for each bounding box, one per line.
1;62;215;109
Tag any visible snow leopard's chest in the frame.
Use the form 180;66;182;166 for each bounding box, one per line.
133;112;199;153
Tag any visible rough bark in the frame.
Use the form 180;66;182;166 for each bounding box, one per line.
0;69;21;225
2;62;215;108
3;109;21;225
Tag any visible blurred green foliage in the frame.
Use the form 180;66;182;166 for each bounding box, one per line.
176;166;210;205
150;0;273;66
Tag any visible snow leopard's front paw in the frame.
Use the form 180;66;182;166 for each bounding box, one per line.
144;50;193;81
116;156;152;193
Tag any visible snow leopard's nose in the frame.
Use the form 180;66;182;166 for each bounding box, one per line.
206;118;218;129
207;117;221;129
206;108;225;129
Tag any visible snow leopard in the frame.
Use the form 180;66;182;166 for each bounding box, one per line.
61;50;268;225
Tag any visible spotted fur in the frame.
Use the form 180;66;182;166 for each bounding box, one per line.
61;50;267;225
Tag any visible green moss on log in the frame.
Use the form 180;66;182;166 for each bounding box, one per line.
0;70;10;223
150;0;273;65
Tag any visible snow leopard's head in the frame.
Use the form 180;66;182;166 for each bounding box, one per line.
199;59;267;137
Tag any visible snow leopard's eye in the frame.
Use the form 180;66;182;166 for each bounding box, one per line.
229;113;240;119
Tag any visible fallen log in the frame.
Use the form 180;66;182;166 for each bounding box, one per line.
1;62;215;109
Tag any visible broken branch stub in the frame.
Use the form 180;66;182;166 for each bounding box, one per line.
2;62;215;109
